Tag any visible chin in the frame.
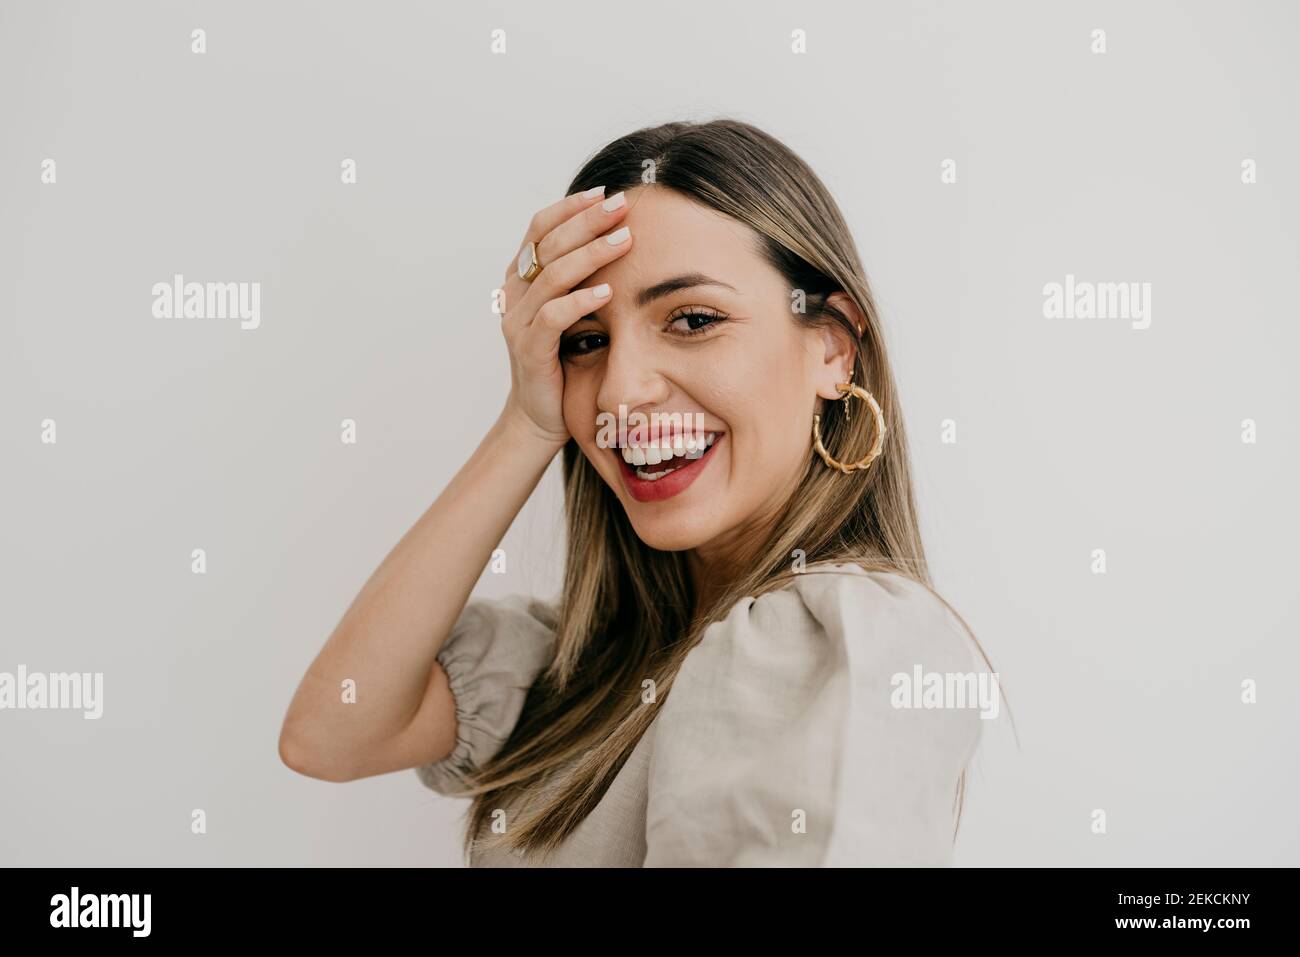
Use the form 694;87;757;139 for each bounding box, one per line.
622;510;720;552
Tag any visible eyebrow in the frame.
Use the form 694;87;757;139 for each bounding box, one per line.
635;272;737;308
575;272;738;325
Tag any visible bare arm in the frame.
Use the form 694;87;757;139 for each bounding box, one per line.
277;409;562;782
278;184;632;782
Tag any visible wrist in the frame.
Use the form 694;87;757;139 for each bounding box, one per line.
492;406;569;459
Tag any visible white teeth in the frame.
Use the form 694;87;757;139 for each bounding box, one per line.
621;445;658;467
620;432;720;469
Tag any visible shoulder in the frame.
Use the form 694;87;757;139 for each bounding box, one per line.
416;592;559;796
678;562;981;692
435;592;559;687
456;592;560;637
645;563;988;866
667;561;988;805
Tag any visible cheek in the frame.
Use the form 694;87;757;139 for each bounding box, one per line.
561;372;596;435
562;373;614;478
722;349;812;456
711;380;813;508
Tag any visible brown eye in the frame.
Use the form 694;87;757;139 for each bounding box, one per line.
560;332;608;356
667;309;727;336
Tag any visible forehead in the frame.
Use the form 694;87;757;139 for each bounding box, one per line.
587;186;772;294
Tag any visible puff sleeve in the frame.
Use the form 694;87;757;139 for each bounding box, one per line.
415;594;559;797
643;564;986;867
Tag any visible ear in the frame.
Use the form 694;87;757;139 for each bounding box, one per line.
811;292;866;401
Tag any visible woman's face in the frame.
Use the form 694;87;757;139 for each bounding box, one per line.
560;186;857;563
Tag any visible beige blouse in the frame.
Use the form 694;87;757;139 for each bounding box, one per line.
415;563;984;867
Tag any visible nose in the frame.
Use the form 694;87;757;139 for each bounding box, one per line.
595;332;671;424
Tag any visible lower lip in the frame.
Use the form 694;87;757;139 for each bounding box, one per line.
615;436;723;503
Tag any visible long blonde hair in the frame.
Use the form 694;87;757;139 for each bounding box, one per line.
449;118;1004;862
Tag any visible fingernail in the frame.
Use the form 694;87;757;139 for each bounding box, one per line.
606;226;630;245
592;283;611;298
602;191;626;212
583;185;606;199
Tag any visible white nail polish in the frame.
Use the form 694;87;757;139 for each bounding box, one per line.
583;185;605;198
592;283;611;298
606;227;630;245
602;191;626;212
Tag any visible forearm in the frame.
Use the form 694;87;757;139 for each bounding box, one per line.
280;408;562;767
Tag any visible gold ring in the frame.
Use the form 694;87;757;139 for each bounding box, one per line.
517;241;543;282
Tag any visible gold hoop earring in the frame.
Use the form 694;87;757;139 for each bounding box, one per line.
811;381;887;473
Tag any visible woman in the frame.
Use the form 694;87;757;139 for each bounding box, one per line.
279;118;996;867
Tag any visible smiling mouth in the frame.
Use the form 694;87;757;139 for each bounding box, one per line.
610;432;724;503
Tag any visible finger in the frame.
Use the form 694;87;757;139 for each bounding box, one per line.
517;226;633;325
501;186;608;332
504;186;607;283
532;190;629;285
516;283;613;362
